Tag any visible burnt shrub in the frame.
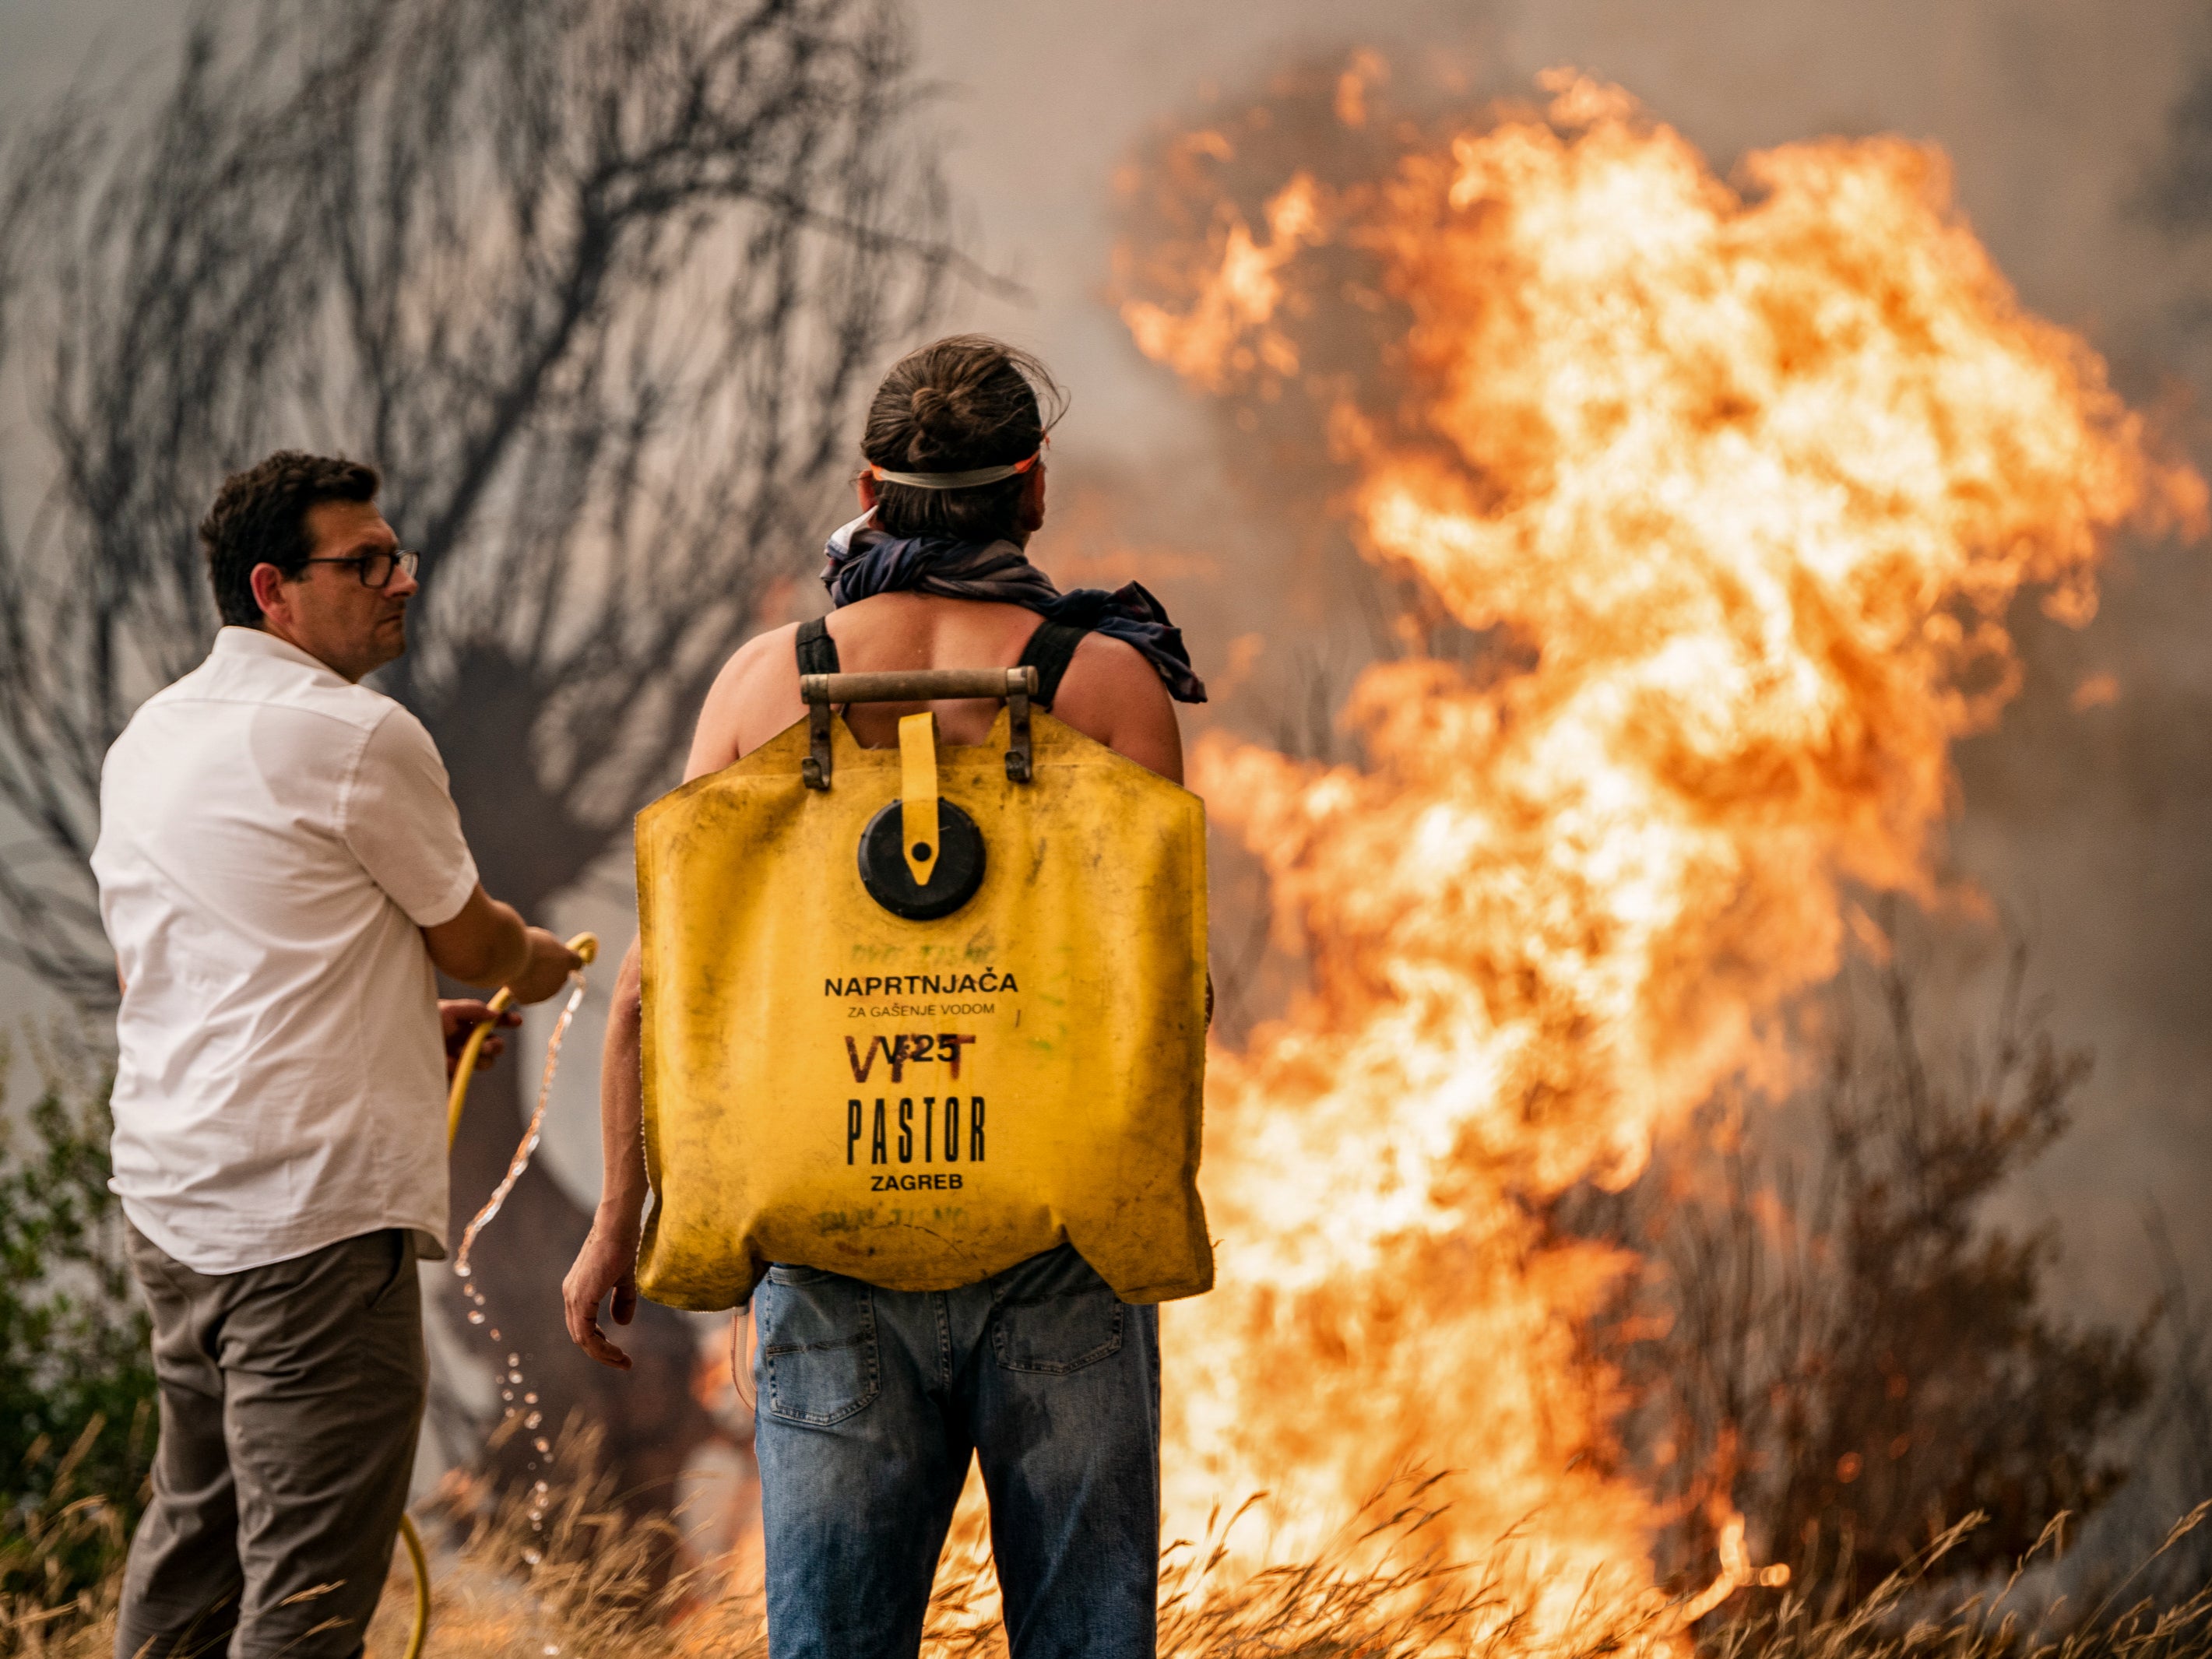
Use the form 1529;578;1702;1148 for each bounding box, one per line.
1564;945;2151;1606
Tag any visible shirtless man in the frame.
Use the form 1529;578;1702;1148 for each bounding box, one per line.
563;336;1204;1659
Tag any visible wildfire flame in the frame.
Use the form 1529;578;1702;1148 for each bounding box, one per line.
1123;66;2203;1636
1120;163;1321;391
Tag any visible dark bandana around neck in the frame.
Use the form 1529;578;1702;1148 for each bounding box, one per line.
818;513;1207;704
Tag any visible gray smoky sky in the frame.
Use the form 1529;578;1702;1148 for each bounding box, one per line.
5;0;2211;1317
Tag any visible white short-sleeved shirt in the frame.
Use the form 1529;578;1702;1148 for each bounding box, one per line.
92;626;479;1273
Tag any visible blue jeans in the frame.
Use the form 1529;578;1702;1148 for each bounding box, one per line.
752;1244;1160;1659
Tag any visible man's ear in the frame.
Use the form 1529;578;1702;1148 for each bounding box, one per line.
248;562;290;624
856;473;879;511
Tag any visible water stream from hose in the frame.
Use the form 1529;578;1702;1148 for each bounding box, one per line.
453;967;589;1548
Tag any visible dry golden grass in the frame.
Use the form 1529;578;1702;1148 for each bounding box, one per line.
7;1474;2210;1659
1704;1510;2212;1659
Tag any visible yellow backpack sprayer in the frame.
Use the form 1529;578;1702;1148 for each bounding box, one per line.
396;929;597;1659
631;625;1213;1308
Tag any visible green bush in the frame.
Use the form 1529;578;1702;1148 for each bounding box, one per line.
0;1057;155;1614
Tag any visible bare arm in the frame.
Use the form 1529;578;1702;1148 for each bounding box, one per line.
421;884;579;1002
563;624;792;1369
566;624;804;1369
558;630;773;1373
563;937;645;1369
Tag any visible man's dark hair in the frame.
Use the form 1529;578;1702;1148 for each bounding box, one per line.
198;451;382;627
861;336;1064;543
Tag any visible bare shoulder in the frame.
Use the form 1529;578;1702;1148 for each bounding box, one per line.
686;622;805;781
1059;631;1163;708
1051;631;1184;786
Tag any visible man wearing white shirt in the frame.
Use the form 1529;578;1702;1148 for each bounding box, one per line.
92;451;579;1658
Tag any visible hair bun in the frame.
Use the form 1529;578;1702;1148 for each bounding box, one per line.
906;385;969;463
910;385;957;427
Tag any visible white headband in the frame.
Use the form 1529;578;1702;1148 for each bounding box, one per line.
867;449;1042;490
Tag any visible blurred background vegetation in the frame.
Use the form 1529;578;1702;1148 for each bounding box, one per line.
0;1056;153;1618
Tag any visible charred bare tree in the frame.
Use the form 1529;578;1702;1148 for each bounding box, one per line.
0;0;979;1514
1566;946;2151;1608
2144;33;2212;238
2140;22;2212;395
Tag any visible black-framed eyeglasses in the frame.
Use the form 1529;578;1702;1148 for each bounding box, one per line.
300;548;420;589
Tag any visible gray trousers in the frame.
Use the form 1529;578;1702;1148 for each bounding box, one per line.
117;1224;427;1659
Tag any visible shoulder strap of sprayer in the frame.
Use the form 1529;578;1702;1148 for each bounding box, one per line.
1016;622;1088;711
795;616;840;675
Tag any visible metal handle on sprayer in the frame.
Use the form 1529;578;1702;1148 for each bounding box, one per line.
800;666;1040;789
445;931;600;1146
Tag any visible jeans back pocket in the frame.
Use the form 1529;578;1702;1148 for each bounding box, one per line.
758;1266;881;1425
990;1248;1126;1376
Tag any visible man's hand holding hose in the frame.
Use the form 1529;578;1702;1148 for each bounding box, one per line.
440;1000;519;1079
425;886;582;1003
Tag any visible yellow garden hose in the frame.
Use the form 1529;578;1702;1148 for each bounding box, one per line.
397;1513;431;1654
398;930;599;1659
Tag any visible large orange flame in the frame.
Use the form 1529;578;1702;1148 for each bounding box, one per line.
1124;68;2204;1637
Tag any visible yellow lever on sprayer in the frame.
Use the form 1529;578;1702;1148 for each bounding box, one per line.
399;929;598;1659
